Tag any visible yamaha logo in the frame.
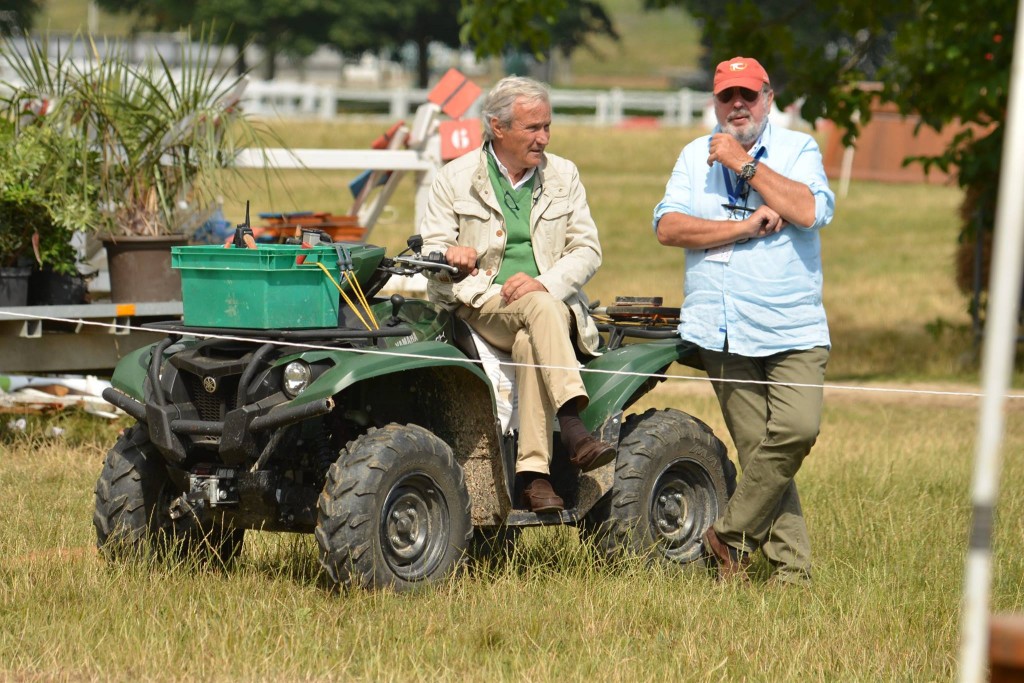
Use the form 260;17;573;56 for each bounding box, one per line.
203;376;218;393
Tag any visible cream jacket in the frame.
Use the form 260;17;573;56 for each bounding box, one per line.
420;147;603;355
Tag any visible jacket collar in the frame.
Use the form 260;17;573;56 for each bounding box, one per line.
471;146;567;219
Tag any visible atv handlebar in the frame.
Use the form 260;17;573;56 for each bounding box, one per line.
390;252;460;275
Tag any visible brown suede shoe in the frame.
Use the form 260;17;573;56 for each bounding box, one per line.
702;527;751;581
521;477;565;513
568;436;617;472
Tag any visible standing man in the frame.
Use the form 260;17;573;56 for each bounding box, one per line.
420;76;616;514
653;57;835;585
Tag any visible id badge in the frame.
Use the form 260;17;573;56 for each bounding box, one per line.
705;243;734;263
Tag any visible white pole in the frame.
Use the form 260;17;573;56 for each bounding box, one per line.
87;2;99;35
959;0;1024;680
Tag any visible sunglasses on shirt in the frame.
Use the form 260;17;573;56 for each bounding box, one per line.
716;87;760;104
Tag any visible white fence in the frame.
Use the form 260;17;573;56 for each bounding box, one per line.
241;80;714;127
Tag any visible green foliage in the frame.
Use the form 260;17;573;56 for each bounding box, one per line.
0;120;97;274
460;0;568;59
646;0;1015;248
461;0;620;67
0;0;42;36
327;0;462;87
94;0;464;85
0;30;271;238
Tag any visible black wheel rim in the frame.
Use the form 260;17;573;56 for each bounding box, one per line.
379;472;450;581
649;458;717;563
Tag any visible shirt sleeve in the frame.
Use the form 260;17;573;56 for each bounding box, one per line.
652;139;702;231
785;135;835;231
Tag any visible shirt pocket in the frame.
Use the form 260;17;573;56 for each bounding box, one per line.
453;199;493;254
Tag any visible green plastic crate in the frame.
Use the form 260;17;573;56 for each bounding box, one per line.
171;244;351;329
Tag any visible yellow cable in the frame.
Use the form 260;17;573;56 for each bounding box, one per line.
343;269;379;330
314;262;372;331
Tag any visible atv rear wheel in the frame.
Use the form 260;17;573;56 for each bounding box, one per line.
315;423;472;591
582;408;735;566
93;424;244;564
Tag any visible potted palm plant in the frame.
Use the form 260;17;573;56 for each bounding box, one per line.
1;31;271;302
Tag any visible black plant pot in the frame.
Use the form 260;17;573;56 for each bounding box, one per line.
0;265;32;307
28;267;88;306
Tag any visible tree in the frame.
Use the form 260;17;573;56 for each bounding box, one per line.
460;0;567;60
94;0;340;77
460;0;620;79
537;0;620;82
0;0;43;36
327;0;462;88
647;0;1015;314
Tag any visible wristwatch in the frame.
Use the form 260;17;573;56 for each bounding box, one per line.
739;158;759;181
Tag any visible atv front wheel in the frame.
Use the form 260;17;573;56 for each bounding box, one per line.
93;424;244;564
315;423;472;590
583;408;735;565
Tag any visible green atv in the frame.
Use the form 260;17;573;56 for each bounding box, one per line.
94;234;736;590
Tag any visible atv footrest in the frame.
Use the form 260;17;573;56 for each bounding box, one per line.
505;508;581;527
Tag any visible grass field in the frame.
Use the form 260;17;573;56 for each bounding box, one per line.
4;118;1023;680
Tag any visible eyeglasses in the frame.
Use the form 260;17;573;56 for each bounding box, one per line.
503;190;520;214
716;87;760;104
721;184;753;219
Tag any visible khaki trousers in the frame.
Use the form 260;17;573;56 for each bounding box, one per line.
699;345;829;582
458;292;587;474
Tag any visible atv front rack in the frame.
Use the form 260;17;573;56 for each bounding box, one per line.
141;320;414;342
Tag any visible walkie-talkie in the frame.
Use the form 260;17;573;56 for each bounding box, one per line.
233;201;256;248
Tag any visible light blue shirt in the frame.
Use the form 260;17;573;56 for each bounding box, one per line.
653;122;835;356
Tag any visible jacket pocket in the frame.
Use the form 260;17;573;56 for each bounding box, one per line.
453;199;493;253
536;199;571;252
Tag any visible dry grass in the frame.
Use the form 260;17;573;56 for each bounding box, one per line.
2;397;1023;680
4;118;1021;681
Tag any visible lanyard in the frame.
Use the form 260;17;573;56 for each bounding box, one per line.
721;145;767;207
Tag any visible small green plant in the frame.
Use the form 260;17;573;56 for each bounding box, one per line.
0;120;97;274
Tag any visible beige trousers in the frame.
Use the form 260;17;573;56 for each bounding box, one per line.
458;292;587;474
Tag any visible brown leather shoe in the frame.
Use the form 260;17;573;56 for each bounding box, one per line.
520;476;564;513
568;436;617;472
702;527;751;581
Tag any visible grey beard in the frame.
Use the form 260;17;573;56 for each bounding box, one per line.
730;117;769;148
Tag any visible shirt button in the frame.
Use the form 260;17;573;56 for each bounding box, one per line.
496;229;504;237
485;269;493;276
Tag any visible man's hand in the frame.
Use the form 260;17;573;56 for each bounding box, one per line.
501;272;547;304
745;205;784;239
707;133;750;173
445;246;479;276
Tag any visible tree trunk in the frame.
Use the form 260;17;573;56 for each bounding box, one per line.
416;38;430;88
233;40;248;76
264;45;278;80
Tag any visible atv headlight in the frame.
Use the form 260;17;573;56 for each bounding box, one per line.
283;361;312;397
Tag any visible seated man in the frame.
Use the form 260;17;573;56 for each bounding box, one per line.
420;76;615;513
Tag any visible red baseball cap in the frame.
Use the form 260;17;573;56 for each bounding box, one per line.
713;56;770;94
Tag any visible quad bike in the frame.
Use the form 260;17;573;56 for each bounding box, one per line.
94;232;736;591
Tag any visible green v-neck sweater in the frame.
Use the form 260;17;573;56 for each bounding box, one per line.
487;157;540;284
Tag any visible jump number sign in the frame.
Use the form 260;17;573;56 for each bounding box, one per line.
440;119;482;161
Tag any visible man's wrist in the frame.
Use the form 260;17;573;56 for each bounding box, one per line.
739;156;759;181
